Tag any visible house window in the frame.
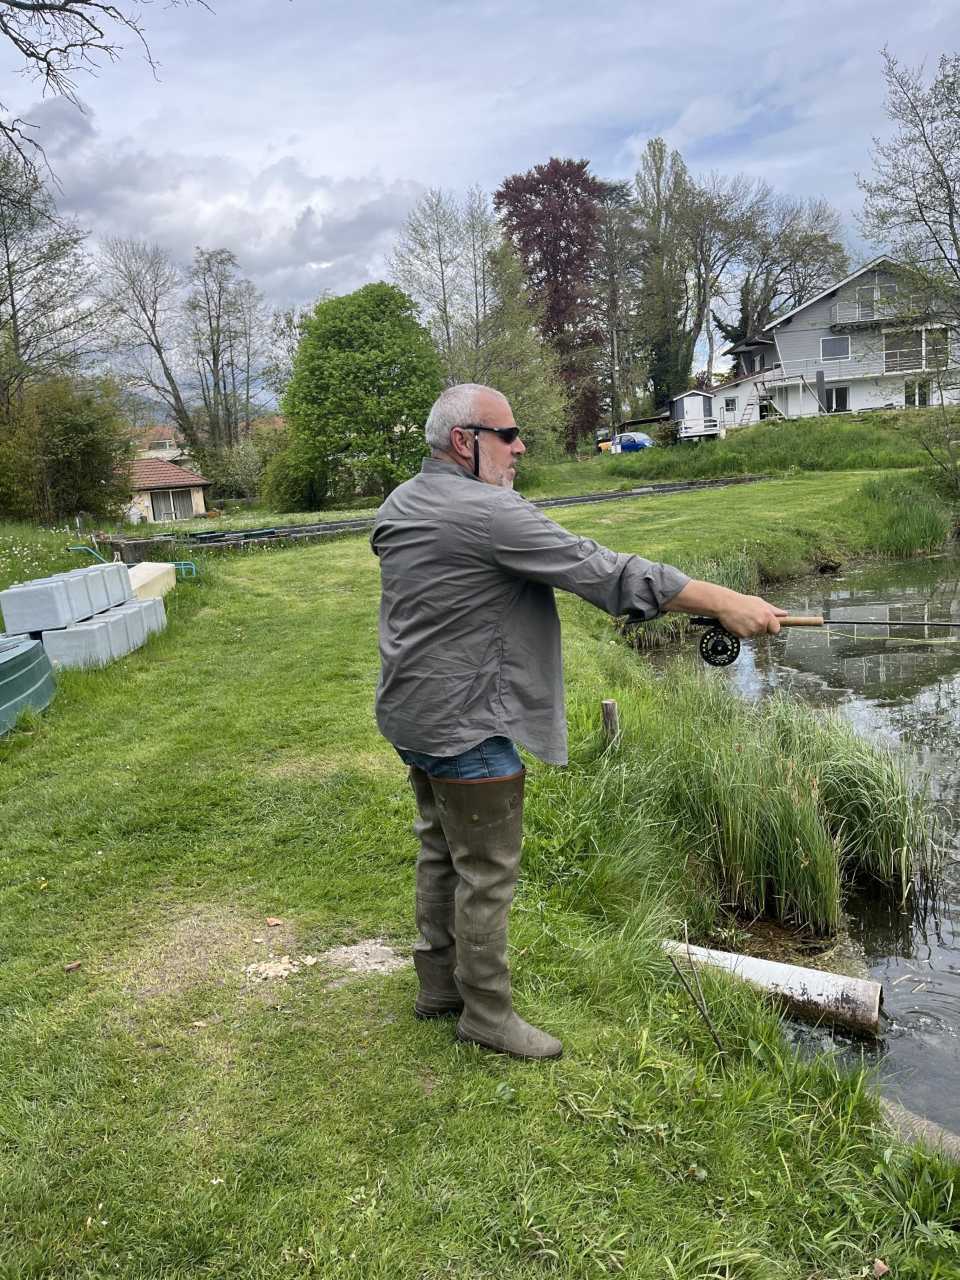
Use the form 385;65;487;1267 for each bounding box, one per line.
821;335;850;361
905;379;930;408
724;397;737;414
825;386;849;413
150;488;193;521
884;329;923;373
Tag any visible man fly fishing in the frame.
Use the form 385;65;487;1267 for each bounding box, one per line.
371;383;786;1060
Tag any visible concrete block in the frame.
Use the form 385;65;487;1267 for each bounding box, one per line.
74;566;111;614
114;601;149;649
129;562;176;600
49;570;95;621
42;622;113;669
0;577;77;633
102;562;133;606
142;597;167;635
78;610;129;660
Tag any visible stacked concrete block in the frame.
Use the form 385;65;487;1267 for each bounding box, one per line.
3;562;162;671
41;621;114;670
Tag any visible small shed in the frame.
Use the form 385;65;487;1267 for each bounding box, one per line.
127;459;210;523
670;390;721;442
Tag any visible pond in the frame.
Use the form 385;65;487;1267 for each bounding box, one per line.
715;553;960;1133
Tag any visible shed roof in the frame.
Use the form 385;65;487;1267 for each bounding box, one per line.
128;459;210;491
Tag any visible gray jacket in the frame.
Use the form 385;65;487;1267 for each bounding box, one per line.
371;458;689;764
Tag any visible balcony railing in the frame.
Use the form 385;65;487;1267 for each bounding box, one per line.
830;297;924;324
745;351;955;386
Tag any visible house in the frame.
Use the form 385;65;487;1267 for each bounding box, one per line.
126;459;210;524
713;256;957;428
133;424;187;461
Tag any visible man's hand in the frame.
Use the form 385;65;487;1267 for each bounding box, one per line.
664;580;788;637
714;593;788;638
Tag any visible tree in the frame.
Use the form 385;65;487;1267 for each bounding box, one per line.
681;171;766;383
495;158;606;448
0;145;94;409
459;244;567;457
391;188;464;365
185;247;266;450
715;194;849;346
859;50;960;497
0;376;131;521
634;138;697;409
98;236;194;442
592;181;646;426
99;237;267;453
276;283;442;509
0;0;207;168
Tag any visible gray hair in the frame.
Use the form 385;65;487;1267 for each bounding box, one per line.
424;383;508;451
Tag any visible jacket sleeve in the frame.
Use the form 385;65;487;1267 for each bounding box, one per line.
488;496;690;621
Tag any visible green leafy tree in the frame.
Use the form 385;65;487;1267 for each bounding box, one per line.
276;283;442;509
0;377;132;522
455;244;567;458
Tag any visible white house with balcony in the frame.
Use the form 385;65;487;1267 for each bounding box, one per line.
713;257;956;429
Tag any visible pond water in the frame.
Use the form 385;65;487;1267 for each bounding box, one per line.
712;553;960;1133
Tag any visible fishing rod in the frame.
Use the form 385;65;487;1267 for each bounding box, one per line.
690;614;960;667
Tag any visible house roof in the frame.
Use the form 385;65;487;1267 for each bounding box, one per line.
129;459;210;491
761;255;895;332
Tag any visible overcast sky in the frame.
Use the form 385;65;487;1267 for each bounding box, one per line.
4;0;958;307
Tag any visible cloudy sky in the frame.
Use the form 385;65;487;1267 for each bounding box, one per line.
4;0;958;306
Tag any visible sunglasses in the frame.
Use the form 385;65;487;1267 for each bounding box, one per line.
456;423;522;444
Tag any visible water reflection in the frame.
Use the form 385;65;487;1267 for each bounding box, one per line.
714;555;960;1131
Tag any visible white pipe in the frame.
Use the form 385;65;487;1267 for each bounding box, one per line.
663;940;883;1037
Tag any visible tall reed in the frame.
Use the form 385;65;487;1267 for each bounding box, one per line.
537;664;938;937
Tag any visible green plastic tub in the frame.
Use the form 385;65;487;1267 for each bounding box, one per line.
0;638;57;736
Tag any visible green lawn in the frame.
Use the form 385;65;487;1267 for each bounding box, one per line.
1;473;958;1278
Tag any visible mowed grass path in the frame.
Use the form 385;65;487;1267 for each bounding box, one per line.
2;473;958;1279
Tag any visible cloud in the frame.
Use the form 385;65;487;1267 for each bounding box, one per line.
23;98;423;306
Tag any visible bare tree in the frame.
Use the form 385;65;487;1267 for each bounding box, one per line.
98;236;195;443
391;188;464;363
860;48;960;497
716;193;849;345
0;144;95;408
682;172;767;383
0;0;208;169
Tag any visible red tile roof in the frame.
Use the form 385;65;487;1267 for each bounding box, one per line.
128;458;210;491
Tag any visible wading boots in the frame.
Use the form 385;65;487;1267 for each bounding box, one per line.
409;766;464;1019
428;770;562;1061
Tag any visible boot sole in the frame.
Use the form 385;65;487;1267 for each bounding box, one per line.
414;1004;464;1020
455;1030;563;1060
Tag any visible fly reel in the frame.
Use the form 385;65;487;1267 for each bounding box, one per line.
696;624;741;668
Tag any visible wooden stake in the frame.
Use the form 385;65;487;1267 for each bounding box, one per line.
601;699;620;745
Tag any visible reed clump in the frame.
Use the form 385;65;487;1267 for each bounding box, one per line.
542;664;938;938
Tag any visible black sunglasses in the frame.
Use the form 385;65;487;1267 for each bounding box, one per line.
456;422;522;444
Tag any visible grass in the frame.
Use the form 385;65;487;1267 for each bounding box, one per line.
514;408;947;499
0;473;958;1276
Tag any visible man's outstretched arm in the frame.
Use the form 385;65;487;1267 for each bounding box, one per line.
663;580;788;637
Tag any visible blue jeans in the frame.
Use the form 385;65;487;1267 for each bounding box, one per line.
397;735;522;780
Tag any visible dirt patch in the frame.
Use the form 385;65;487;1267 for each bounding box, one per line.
115;904;299;1000
318;939;409;990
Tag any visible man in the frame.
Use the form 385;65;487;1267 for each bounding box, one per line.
371;384;785;1061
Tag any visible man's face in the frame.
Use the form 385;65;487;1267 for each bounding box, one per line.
452;394;526;488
